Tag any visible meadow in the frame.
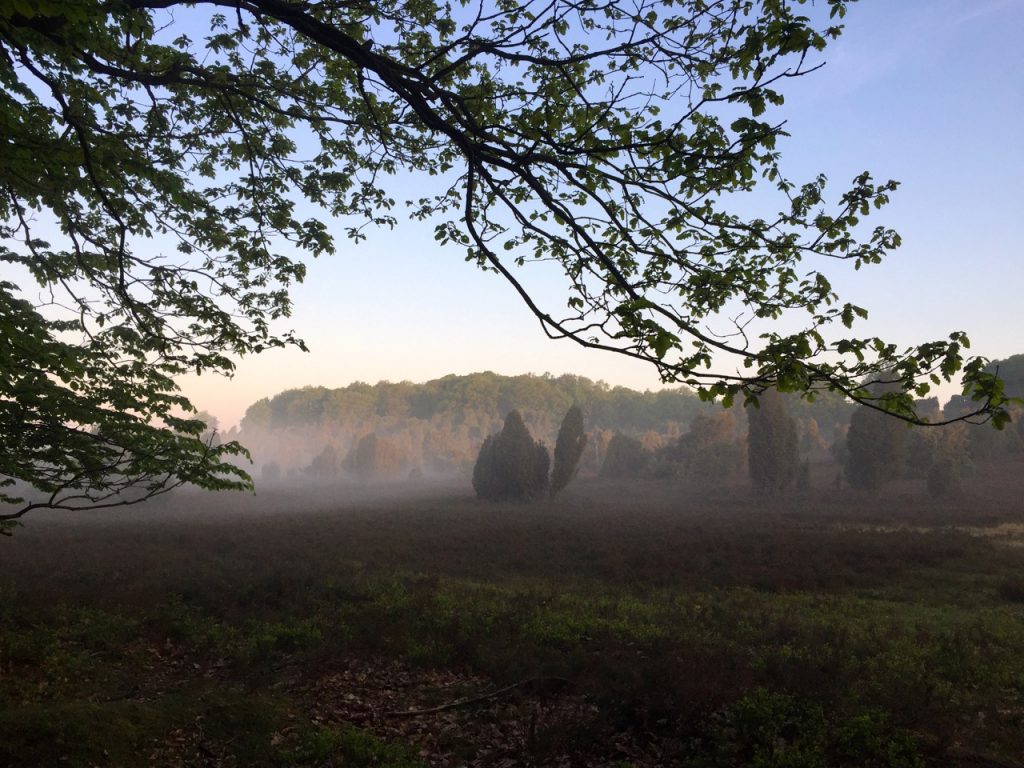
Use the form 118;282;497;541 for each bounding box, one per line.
1;469;1023;767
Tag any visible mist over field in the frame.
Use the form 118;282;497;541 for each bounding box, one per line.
208;358;1024;503
4;360;1024;767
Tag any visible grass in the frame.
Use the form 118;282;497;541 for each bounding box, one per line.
0;688;425;768
2;471;1023;766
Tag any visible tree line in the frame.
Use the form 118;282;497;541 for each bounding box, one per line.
236;371;850;484
235;360;1023;500
593;358;1024;499
239;372;711;480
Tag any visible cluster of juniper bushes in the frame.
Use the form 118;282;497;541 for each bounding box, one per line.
473;390;975;503
472;407;587;501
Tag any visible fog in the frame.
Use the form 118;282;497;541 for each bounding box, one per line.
5;407;1024;768
9;366;1024;532
4;369;1024;768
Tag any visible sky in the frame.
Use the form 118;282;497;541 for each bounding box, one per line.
177;0;1024;430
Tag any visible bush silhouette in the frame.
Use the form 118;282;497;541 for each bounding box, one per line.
746;390;799;494
261;461;282;482
344;432;404;480
927;456;961;498
846;406;907;491
307;444;340;480
550;405;587;499
472;435;501;500
472;410;550;501
600;433;649;478
661;411;742;482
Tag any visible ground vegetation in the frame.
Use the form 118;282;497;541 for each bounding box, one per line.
2;471;1023;766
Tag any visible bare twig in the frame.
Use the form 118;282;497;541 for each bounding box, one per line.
385;676;573;718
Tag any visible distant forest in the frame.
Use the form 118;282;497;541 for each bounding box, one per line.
232;372;854;482
224;356;1024;488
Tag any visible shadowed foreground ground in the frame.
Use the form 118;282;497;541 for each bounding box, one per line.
2;471;1023;767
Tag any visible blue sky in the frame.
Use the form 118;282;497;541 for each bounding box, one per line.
179;0;1024;429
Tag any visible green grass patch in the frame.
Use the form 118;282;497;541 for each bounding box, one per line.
2;485;1023;765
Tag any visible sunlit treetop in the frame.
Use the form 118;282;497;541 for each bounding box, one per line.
0;0;1013;526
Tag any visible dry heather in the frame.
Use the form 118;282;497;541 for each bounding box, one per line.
2;465;1023;767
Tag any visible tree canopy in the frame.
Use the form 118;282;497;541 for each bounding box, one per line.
0;0;1012;524
240;373;708;434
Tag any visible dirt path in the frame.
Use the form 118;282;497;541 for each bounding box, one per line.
289;657;671;767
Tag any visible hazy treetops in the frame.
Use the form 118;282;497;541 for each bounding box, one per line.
240;373;709;434
0;0;1014;522
238;373;715;478
233;371;878;487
